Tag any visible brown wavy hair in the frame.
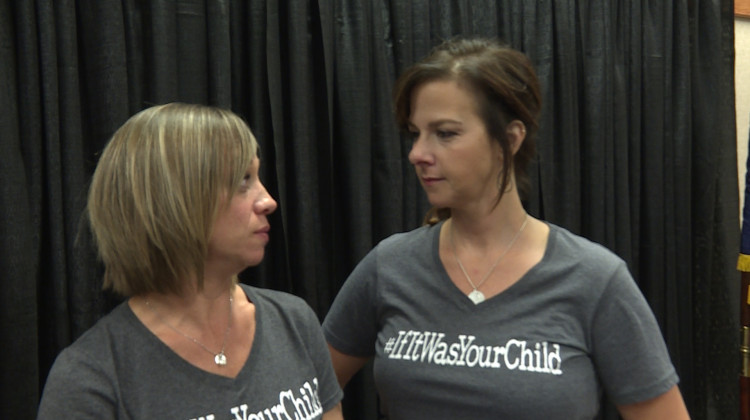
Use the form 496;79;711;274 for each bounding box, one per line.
393;37;542;225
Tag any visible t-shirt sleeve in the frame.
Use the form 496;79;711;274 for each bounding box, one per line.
590;262;679;405
37;346;116;419
323;248;380;357
297;303;344;412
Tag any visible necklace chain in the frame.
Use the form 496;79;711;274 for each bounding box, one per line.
450;214;529;304
145;292;233;366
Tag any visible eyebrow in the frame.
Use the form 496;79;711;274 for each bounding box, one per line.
408;119;463;130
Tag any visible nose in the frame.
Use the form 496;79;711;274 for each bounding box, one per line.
255;184;278;215
408;135;431;166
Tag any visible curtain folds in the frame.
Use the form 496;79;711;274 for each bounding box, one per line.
0;1;737;418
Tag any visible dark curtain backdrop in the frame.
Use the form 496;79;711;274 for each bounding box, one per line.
0;0;738;419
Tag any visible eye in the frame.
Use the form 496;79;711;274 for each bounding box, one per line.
239;173;252;189
407;130;420;141
436;130;457;139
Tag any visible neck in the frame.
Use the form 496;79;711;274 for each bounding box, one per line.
138;283;236;368
142;282;235;327
449;195;528;250
450;212;527;253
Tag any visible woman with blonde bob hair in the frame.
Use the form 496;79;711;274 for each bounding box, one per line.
38;103;343;419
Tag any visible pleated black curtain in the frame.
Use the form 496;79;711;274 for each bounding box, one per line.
0;1;738;419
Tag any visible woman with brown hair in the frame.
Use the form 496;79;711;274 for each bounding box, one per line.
323;38;689;419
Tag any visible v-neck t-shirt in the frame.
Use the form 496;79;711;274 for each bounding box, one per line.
323;221;678;419
38;284;342;419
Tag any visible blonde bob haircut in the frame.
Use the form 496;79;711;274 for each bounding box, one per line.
87;103;259;296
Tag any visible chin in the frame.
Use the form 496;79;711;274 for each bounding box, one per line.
426;197;451;209
246;252;266;267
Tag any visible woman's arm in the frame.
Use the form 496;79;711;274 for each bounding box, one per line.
617;385;690;420
322;402;344;420
328;344;371;388
37;350;116;419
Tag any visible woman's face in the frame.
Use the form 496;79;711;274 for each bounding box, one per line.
205;157;277;278
407;80;503;212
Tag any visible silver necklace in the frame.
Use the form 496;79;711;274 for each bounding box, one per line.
450;214;529;304
145;293;233;366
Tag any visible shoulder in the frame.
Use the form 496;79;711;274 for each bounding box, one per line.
42;303;133;393
239;284;318;322
241;283;308;305
345;223;440;280
239;284;328;353
547;223;619;256
538;223;636;302
546;223;627;271
379;223;437;247
370;223;439;259
62;302;133;357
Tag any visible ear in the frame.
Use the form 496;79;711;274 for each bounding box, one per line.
505;120;527;155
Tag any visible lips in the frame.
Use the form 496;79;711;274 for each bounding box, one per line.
255;226;271;242
421;176;444;186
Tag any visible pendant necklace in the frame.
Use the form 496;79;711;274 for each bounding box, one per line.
450;214;529;305
145;292;233;366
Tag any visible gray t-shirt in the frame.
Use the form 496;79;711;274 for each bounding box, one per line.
323;221;678;420
38;284;343;419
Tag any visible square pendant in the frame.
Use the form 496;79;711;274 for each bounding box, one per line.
214;352;227;366
468;290;485;305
